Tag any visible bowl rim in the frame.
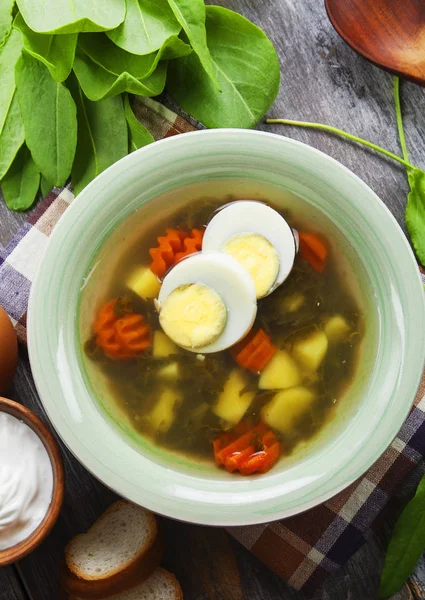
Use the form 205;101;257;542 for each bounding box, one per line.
0;397;64;565
27;128;425;526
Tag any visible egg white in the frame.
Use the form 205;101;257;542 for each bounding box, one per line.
157;252;257;353
202;201;297;295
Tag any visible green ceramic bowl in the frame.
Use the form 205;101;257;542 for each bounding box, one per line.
28;130;425;526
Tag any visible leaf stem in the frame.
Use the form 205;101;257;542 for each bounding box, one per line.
266;118;416;171
393;77;410;165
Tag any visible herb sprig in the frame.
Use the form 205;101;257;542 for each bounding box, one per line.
0;0;280;211
267;77;425;267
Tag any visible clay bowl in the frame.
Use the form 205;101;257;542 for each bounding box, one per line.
0;397;64;565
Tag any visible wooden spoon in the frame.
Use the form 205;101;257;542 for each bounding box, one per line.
325;0;425;86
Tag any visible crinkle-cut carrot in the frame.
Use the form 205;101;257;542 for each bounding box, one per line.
175;229;204;261
299;232;328;272
115;314;151;353
224;446;254;472
149;229;187;278
149;228;204;278
94;298;150;359
239;442;281;475
231;329;277;373
213;421;281;475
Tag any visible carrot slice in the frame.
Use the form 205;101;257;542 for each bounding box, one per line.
115;314;150;353
231;329;277;373
149;228;204;277
213;421;281;475
239;451;268;475
224;446;255;472
299;232;328;272
175;228;204;261
239;444;279;475
93;299;151;359
216;429;260;465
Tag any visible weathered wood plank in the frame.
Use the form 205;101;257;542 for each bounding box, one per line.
1;0;425;598
0;567;28;600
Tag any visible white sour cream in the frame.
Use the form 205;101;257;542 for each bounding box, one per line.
0;412;53;550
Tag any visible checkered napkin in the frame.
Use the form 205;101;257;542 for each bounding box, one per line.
1;96;425;597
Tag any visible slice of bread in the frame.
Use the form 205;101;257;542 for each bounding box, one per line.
63;501;163;599
65;568;183;600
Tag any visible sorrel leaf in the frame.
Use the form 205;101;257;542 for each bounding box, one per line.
40;175;52;198
107;0;180;56
0;28;22;135
167;6;279;128
2;144;40;210
393;77;425;267
77;33;190;81
14;13;77;82
0;91;25;180
379;475;425;598
16;0;126;34
405;169;425;266
166;0;220;90
73;49;167;101
68;74;128;196
15;51;77;186
124;94;154;152
0;0;15;46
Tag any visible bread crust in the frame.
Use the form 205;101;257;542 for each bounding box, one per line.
63;501;163;598
62;568;183;600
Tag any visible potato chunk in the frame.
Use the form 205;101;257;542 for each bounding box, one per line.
261;387;316;434
156;362;179;381
126;266;160;299
324;315;351;343
153;331;178;357
212;369;255;426
259;350;301;390
282;293;305;313
147;388;181;433
292;330;328;371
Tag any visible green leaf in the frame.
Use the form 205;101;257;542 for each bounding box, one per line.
15;51;77;186
167;6;280;128
16;0;126;34
79;32;191;79
405;169;425;267
0;91;25;180
0;0;15;46
67;74;128;196
14;13;77;82
0;27;22;134
72;32;188;101
2;145;40;211
0;28;23;177
380;474;425;598
73;46;167;101
107;0;180;56
40;175;52;198
166;0;220;91
79;33;158;79
124;94;154;152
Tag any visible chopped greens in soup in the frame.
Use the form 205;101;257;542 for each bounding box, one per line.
82;196;363;476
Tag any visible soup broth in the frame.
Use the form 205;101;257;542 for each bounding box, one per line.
80;188;365;475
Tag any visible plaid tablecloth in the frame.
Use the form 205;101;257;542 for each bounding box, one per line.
1;96;425;597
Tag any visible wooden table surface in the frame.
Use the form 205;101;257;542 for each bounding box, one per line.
1;1;425;598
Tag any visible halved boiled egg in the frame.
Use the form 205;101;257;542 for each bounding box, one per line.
157;252;257;353
202;201;297;298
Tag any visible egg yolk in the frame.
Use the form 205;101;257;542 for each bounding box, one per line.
222;233;279;298
159;283;227;349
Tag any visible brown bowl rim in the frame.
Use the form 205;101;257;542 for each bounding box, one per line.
0;397;64;566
